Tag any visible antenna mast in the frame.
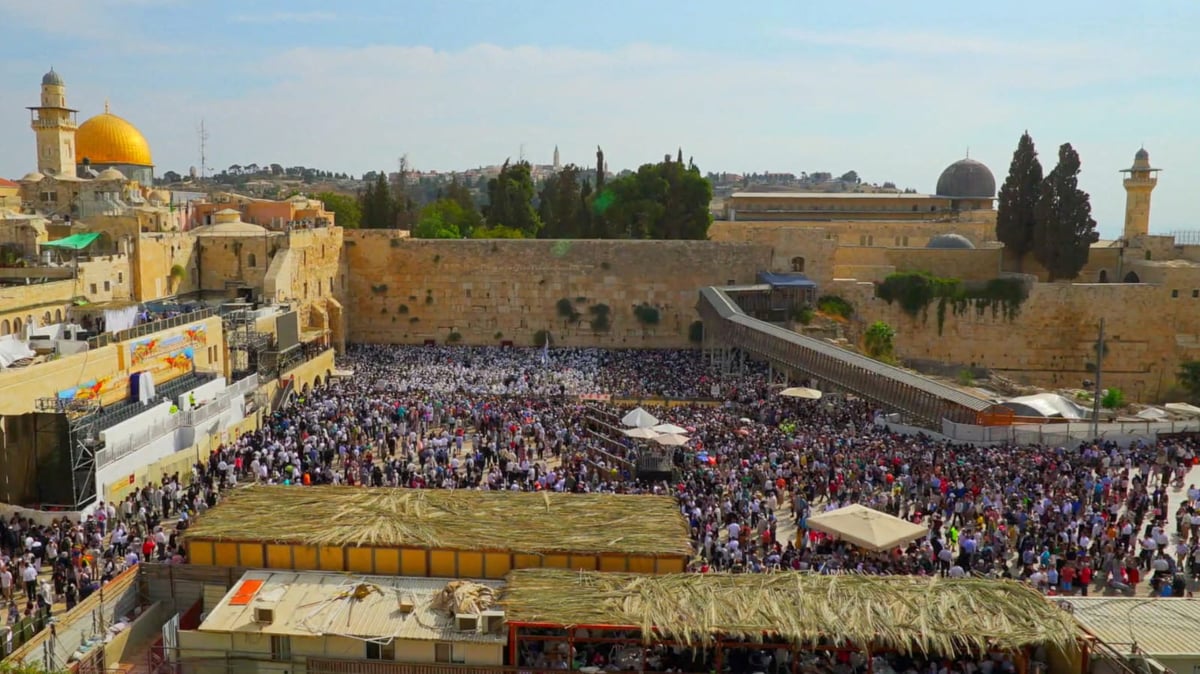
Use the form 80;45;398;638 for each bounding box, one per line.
198;119;210;179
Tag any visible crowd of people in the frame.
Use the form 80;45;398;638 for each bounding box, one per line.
4;343;1198;639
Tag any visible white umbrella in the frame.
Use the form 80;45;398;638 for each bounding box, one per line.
651;423;687;435
622;427;660;439
651;433;690;446
621;407;659;428
780;386;823;400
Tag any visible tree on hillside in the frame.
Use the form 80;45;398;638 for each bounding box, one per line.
595;153;713;239
315;192;361;229
1033;143;1099;280
360;172;394;229
391;155;418;229
485;160;542;237
412;199;472;239
538;164;587;238
996;131;1043;269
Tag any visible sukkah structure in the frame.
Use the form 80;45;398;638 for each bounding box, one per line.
183;486;692;578
499;570;1081;674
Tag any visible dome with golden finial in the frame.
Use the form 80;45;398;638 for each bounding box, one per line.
76;102;153;167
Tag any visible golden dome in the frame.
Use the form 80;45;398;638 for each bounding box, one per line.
76;111;153;167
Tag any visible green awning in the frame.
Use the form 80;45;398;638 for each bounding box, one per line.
42;232;100;251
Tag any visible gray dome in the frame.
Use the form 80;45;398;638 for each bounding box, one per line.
926;233;976;250
935;158;996;198
1135;148;1149;161
42;69;63;86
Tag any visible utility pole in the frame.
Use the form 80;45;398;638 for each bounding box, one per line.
1091;318;1105;440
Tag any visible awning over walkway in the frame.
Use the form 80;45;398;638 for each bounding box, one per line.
42;232;100;250
756;271;817;288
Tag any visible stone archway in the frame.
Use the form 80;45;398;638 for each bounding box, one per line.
1098;270;1109;283
1123;271;1140;283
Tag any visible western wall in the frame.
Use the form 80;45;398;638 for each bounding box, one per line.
343;231;772;348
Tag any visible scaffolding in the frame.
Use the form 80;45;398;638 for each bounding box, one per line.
221;304;273;381
34;396;100;509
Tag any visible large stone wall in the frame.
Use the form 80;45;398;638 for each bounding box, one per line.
344;233;772;348
831;279;1200;402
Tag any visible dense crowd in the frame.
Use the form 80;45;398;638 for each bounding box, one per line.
3;344;1198;636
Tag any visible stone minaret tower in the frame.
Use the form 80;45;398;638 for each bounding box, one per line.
28;68;78;177
553;145;560;171
1120;148;1160;240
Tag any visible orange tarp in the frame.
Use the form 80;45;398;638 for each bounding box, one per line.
228;579;264;605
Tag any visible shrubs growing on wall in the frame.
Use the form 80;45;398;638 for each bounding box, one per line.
588;303;611;331
816;295;853;319
876;271;1029;335
633;303;661;326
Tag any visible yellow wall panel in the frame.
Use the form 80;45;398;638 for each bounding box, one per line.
319;546;345;572
189;540;214;566
457;551;483;579
266;544;294;569
656;557;685;574
347;547;374;574
238;543;265;568
374;548;400;576
400;549;428;577
483;553;511;579
214;543;239;567
430;550;456;577
542;554;569;569
513;554;541;569
598;555;627;572
293;545;318;570
628;556;655;574
569;555;598;571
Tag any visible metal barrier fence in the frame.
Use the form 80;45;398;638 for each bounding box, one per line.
936;418;1200;447
87;308;215;349
96;415;182;467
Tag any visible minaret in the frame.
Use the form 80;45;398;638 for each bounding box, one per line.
27;68;78;177
1120;147;1160;239
553;145;560;171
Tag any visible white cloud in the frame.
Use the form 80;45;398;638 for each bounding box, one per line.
779;28;1093;59
229;11;336;24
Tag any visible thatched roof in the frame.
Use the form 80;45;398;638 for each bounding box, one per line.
183;486;692;557
499;570;1080;656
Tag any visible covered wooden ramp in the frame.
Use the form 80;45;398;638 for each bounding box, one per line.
697;285;993;428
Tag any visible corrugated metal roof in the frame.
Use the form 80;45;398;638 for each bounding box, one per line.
1058;597;1200;656
700;286;991;413
198;570;507;645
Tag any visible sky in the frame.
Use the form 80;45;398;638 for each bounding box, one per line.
0;0;1195;238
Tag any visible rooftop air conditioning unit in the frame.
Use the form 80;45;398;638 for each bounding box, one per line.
479;610;505;633
455;614;478;632
397;597;414;614
253;607;275;624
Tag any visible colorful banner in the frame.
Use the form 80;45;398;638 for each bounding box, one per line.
129;323;206;367
57;375;116;401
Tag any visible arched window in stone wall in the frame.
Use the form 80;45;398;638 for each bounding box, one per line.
1123;271;1140;283
12;318;21;337
0;319;8;335
791;256;806;273
1098;270;1109;283
55;309;63;322
248;252;257;268
42;311;51;325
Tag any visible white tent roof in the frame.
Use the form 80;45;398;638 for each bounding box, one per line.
0;335;35;368
621;407;659;428
805;504;930;552
1001;393;1091;420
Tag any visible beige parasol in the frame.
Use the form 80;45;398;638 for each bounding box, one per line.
651;433;690;446
622;427;661;439
780;386;823;400
804;504;929;552
651;423;688;434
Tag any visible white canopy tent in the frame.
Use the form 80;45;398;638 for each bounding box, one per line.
621;407;659;429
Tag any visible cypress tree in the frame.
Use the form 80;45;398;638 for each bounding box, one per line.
995;131;1043;270
1033;143;1099;280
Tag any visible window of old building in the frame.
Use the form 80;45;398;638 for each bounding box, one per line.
248;252;257;268
790;257;806;273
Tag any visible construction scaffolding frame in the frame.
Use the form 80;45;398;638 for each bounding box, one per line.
34;396;100;509
697;286;993;428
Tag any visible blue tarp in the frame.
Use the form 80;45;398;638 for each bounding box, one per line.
757;272;817;288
